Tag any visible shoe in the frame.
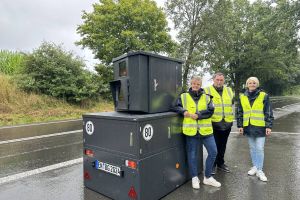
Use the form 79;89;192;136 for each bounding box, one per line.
256;170;268;182
203;176;221;187
217;164;230;173
192;176;200;189
247;166;257;176
211;166;216;175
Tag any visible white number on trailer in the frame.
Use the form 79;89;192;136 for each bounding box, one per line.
142;124;153;141
85;121;94;135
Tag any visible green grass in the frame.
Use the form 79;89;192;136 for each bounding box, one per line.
0;74;114;126
0;50;25;75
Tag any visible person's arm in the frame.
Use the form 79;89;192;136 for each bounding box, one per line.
236;97;243;128
236;97;244;134
263;94;274;129
196;95;215;119
172;95;187;116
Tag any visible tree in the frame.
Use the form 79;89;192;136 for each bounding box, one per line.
165;0;217;89
77;0;176;65
204;0;300;96
94;63;114;99
18;42;99;104
203;0;252;95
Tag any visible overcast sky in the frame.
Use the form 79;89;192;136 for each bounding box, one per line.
0;0;212;85
0;0;168;69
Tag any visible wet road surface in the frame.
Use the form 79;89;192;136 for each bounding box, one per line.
163;130;300;200
0;97;300;200
1;113;299;200
0;131;82;178
270;96;300;109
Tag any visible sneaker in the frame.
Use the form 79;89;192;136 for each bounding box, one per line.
192;176;200;189
203;176;221;187
247;166;257;176
217;164;230;173
256;170;268;182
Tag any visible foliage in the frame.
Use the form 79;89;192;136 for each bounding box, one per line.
17;42;99;104
94;63;113;99
165;0;217;89
0;74;113;126
284;85;300;96
204;0;300;95
166;0;300;95
77;0;176;65
0;50;25;75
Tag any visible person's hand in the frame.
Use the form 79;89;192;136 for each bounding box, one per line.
266;128;272;136
190;114;198;120
238;128;244;135
183;111;190;118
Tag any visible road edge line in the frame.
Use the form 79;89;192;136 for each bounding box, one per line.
0;158;83;185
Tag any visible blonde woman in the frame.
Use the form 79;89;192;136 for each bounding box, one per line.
173;76;221;189
237;77;274;182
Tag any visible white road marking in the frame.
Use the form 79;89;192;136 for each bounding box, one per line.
0;119;81;129
0;158;83;185
270;131;300;135
281;102;300;109
0;130;82;145
0;141;82;159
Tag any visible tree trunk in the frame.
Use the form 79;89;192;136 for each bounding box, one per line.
182;33;196;91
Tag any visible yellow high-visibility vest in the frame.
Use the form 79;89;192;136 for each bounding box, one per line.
204;86;234;122
240;92;266;127
181;93;213;136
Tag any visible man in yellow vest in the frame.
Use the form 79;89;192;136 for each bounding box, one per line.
204;72;234;174
173;75;221;189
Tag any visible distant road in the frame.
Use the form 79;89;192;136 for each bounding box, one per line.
0;96;299;178
0;96;300;200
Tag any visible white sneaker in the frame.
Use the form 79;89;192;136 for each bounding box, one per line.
192;176;200;189
203;176;221;187
247;166;257;176
256;170;268;182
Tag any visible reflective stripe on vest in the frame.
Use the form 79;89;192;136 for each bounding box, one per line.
204;86;234;122
240;92;266;127
181;93;213;136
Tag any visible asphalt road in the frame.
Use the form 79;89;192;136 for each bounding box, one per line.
0;97;299;200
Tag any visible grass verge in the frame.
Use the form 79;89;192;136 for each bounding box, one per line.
0;74;114;126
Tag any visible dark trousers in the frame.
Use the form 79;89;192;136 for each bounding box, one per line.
213;128;231;166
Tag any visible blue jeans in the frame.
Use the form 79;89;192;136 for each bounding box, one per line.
186;134;217;178
247;136;266;171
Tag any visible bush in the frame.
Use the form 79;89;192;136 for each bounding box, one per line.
94;63;113;100
0;50;25;75
17;42;99;104
284;85;300;96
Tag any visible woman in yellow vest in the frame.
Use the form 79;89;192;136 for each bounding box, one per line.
173;75;221;189
237;77;274;182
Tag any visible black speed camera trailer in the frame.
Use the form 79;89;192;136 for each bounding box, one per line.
83;112;203;200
